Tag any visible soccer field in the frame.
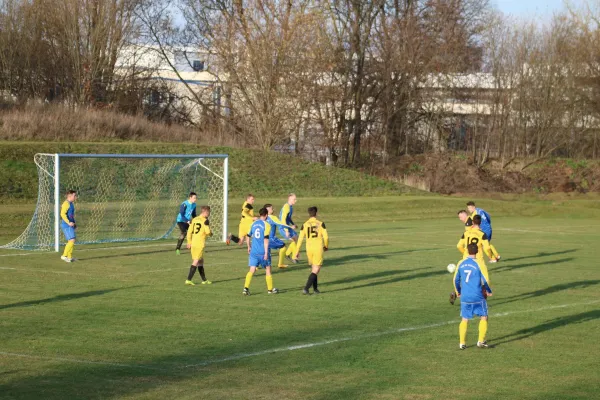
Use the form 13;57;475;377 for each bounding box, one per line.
1;196;599;400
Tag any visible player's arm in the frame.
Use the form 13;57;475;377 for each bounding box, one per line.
280;204;292;236
242;204;253;219
268;215;293;230
192;206;197;219
294;225;305;259
457;234;466;254
179;203;189;222
60;202;71;225
321;222;329;250
481;274;492;296
186;220;194;242
262;224;270;259
454;268;461;296
203;218;212;237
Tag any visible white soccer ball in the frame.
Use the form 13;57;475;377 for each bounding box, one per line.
447;263;456;273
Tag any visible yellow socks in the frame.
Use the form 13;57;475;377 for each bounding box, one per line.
490;244;500;259
478;319;488;343
244;271;253;288
278;248;286;266
286;242;296;257
459;320;468;345
63;241;74;258
266;275;273;291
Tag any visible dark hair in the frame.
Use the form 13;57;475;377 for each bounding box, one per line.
472;215;482;225
467;243;478;255
308;206;318;217
247;193;254;199
66;190;77;196
200;205;211;212
259;207;268;217
263;204;273;209
189;192;197;198
457;210;467;215
466;201;475;206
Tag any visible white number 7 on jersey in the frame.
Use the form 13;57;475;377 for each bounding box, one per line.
465;269;472;283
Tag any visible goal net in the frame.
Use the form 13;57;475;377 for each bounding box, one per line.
1;153;228;251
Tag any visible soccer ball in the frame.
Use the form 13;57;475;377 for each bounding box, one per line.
447;263;456;273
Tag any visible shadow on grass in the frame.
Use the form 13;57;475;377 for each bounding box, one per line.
0;321;392;400
504;249;578;262
326;268;447;294
494;257;575;273
0;286;141;311
491;310;600;347
493;280;600;306
327;248;442;267
81;249;173;261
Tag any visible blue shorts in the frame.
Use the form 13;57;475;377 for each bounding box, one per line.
278;227;297;240
61;224;76;241
461;300;488;319
249;254;271;269
269;237;285;250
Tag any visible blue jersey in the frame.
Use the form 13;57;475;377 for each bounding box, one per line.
249;220;271;257
454;257;492;303
60;200;75;227
177;200;197;223
474;207;492;234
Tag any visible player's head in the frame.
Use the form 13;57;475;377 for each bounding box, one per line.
189;192;197;203
472;214;482;226
457;210;468;223
466;201;476;214
467;243;478;256
200;205;211;217
288;193;297;205
66;190;77;202
308;206;318;217
258;207;268;219
246;194;255;204
263;204;273;215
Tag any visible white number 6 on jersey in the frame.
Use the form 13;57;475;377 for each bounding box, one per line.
254;228;261;239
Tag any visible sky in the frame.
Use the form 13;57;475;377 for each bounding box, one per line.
494;0;575;18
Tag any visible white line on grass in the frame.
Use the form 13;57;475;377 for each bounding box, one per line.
182;299;600;368
1;300;598;371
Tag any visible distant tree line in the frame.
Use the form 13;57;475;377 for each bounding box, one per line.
2;0;600;166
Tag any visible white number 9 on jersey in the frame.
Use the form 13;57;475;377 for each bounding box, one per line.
254;228;261;239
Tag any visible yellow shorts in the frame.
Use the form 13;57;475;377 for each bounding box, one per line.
191;246;205;261
239;219;252;239
307;247;324;266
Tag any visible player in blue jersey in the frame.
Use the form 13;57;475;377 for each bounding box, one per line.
454;243;493;349
278;193;298;267
243;208;279;295
176;192;197;255
467;201;500;262
60;190;77;262
263;204;294;268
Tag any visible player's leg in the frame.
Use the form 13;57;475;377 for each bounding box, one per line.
302;250;317;295
244;255;258;295
476;301;489;347
61;225;76;262
477;258;491;285
459;302;473;349
176;222;188;254
186;256;200;285
196;256;211;284
265;262;278;294
311;249;324;293
238;224;248;247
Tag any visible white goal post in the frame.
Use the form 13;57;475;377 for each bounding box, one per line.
1;153;229;252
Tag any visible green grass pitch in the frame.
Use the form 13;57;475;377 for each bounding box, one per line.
1;196;599;399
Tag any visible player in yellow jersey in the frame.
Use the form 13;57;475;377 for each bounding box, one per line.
467;201;501;262
294;206;329;295
185;205;213;285
457;210;473;231
227;194;256;247
278;193;299;267
60;190;77;262
456;215;492;284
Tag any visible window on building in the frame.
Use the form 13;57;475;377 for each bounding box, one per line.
192;60;204;72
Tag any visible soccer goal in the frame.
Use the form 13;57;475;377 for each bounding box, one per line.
1;153;229;252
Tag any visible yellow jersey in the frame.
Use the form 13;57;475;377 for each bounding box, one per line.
187;216;212;248
240;201;254;222
457;227;492;259
295;217;329;255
